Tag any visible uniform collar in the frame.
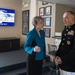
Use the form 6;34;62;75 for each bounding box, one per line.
70;23;75;28
65;23;75;29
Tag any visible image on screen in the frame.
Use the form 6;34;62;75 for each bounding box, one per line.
0;8;15;26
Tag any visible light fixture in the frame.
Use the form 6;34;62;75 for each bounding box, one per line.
22;0;31;8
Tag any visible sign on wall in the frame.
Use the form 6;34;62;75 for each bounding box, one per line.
22;10;29;35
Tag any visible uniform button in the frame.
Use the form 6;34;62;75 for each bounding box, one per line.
68;37;70;39
67;41;71;45
66;26;67;28
63;38;65;40
62;43;64;45
64;34;66;36
66;29;68;31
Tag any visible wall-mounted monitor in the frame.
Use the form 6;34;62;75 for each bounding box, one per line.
0;8;15;26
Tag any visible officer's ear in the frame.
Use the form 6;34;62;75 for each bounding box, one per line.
72;16;75;22
74;17;75;22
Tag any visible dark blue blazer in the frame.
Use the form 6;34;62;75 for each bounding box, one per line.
24;27;46;60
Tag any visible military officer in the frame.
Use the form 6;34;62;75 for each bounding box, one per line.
55;11;75;75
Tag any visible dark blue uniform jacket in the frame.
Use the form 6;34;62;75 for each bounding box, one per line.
56;24;75;72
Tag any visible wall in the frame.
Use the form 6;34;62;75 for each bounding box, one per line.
21;0;38;46
55;4;75;32
0;0;22;45
21;0;30;46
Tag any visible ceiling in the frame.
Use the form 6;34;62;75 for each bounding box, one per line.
40;0;75;8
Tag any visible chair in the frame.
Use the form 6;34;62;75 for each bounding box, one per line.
47;43;60;75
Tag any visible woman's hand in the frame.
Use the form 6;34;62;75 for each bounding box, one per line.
34;46;41;52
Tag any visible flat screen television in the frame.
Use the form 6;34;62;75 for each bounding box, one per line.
0;8;15;26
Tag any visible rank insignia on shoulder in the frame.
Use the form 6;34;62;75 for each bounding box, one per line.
67;30;74;35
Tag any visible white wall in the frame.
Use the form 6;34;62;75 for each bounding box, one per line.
37;1;56;56
21;0;38;46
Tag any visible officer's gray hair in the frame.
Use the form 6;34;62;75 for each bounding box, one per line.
64;11;75;17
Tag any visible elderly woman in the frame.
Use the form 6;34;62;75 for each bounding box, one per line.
24;16;46;75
